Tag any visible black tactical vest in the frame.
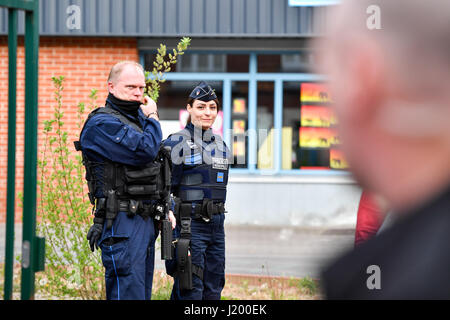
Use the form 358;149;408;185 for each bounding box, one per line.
74;106;166;204
169;127;230;203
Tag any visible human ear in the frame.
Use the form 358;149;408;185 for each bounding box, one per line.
107;81;115;94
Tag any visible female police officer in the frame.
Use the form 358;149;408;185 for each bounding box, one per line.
164;81;231;300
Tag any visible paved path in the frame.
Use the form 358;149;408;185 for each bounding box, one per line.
1;224;355;279
157;225;355;278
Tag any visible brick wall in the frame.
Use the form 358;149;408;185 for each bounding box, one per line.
0;36;139;223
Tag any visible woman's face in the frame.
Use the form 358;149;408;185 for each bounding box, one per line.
187;99;218;130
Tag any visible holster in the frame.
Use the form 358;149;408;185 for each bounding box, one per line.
106;189;118;229
176;238;192;291
173;201;206;290
177;204;192;290
93;198;106;225
161;219;173;260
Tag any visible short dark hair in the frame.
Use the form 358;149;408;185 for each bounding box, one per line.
185;97;220;125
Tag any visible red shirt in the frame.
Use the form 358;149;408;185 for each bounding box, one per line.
354;191;385;246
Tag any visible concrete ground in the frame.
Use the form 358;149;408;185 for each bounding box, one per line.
154;224;355;278
1;223;355;279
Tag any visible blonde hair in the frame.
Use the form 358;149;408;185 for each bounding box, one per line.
107;61;144;84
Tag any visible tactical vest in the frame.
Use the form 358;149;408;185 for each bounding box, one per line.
170;128;230;204
74;105;170;228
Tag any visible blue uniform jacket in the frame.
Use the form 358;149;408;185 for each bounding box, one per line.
80;100;163;198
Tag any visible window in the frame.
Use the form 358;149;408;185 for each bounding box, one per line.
231;81;249;169
257;82;274;170
282;81;348;170
141;49;346;174
178;54;226;73
257;52;316;73
143;53;249;73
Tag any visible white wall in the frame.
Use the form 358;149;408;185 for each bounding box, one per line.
225;174;362;228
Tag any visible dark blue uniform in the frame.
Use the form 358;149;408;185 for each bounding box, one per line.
80;98;162;300
164;122;231;300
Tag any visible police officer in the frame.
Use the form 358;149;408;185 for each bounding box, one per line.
76;61;175;300
164;81;231;300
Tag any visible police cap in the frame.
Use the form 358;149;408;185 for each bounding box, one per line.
189;81;217;102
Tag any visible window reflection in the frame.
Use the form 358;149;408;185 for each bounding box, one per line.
143;53;249;73
231;82;249;169
257;52;316;73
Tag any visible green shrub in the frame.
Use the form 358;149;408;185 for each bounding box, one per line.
37;76;104;299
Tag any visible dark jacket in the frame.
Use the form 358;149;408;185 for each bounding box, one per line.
322;184;450;299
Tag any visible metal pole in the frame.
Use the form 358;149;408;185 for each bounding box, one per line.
21;4;39;300
4;7;18;301
248;53;257;172
274;79;283;173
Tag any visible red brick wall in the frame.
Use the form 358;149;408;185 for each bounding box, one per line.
0;36;139;223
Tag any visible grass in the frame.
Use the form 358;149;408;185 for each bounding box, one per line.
222;274;321;300
147;270;322;300
0;263;322;300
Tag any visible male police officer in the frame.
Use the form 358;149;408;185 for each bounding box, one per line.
77;61;175;300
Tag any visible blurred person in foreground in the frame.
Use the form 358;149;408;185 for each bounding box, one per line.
319;0;450;299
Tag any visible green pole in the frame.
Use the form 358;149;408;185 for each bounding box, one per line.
21;4;39;300
4;7;18;301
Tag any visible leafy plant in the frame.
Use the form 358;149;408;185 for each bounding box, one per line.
145;37;191;102
151;271;173;300
295;276;318;296
37;76;104;299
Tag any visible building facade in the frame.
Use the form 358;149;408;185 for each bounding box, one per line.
0;0;361;227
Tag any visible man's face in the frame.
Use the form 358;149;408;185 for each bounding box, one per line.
108;65;146;102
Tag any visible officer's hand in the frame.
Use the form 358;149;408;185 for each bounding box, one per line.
86;223;103;252
168;210;176;230
141;96;158;118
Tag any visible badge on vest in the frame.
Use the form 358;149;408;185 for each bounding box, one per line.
217;172;224;183
186;139;198;150
212;157;228;170
184;153;202;165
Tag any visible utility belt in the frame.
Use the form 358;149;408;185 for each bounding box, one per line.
94;194;161;229
118;199;159;219
174;198;226;223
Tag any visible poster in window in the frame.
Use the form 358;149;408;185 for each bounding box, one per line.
330;148;349;169
233;98;246;114
301;105;337;127
299;127;339;148
233;120;246;134
233;140;245;158
300;83;333;103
